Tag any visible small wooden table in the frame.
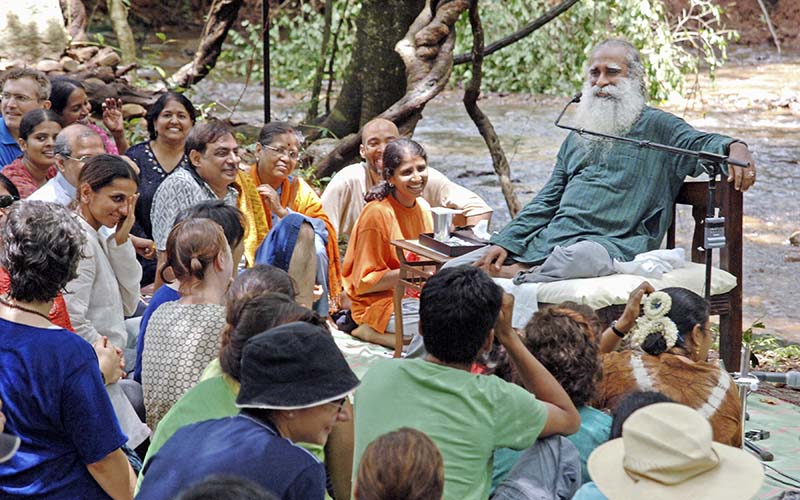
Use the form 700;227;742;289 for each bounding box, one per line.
389;239;454;358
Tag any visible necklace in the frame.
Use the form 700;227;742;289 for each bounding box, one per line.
0;295;51;322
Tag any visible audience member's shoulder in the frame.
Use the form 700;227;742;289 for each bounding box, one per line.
124;141;148;156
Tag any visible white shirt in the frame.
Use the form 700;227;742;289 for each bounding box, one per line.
28;172;77;207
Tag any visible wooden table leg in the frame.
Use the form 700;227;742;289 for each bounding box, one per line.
393;280;405;358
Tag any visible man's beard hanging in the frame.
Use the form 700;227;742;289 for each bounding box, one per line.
572;76;646;139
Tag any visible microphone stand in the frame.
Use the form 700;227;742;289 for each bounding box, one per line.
554;93;749;302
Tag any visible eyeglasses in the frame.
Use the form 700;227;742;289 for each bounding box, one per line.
63;154;95;163
0;92;36;104
262;144;299;160
325;398;347;414
0;195;19;209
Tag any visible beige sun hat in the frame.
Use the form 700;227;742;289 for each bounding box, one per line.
588;402;764;500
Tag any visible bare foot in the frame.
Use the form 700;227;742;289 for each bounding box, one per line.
352;324;397;349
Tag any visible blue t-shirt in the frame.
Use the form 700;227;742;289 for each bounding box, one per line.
133;285;181;382
0;116;21;169
492;405;611;488
137;413;326;500
0;318;127;498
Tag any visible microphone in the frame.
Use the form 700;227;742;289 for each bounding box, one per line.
554;92;581;129
750;370;800;388
570;91;582;103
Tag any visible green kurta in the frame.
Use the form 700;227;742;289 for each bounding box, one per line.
492;106;735;264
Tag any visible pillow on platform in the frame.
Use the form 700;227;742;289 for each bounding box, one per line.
534;262;737;310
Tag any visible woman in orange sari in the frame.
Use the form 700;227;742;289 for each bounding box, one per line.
236;122;341;314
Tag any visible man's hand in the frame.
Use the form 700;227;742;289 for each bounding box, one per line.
256;184;288;218
130;236;156;260
475;245;508;274
493;292;520;348
727;142;756;192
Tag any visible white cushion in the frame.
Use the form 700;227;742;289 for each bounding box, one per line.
536;262;737;309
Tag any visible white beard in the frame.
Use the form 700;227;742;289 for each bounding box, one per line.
572;77;645;137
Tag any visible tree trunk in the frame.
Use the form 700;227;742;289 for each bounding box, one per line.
313;0;469;179
462;0;520;217
60;0;88;42
106;0;137;64
313;0;426;141
170;0;245;89
306;0;334;122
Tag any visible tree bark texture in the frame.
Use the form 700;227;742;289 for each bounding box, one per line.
60;0;89;41
453;0;581;65
170;0;245;89
313;0;469;179
313;0;426;141
106;0;137;64
462;0;520;217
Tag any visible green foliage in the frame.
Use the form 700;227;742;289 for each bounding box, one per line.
742;320;800;371
217;1;360;92
451;0;737;100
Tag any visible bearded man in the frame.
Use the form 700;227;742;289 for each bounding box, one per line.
456;39;756;282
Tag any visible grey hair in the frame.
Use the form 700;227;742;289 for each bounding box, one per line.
590;39;647;95
54;124;100;158
0;201;86;302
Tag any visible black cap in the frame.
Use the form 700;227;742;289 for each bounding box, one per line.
236;322;359;410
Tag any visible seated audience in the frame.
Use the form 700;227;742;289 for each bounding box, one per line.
2;109;60;198
136;321;360;500
341;138;433;348
581;403;763;500
493;305;610;486
237;121;341;313
133;199;245;384
353;265;580;500
151;120;240;288
0;201;135;498
0;68;51;167
141;218;232;429
28;123;105;205
49;77;128;154
595;286;743;446
354;427;444;500
321;117;492;237
125;92;196;285
175;476;277;500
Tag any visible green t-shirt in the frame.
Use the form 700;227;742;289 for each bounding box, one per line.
354;358;548;500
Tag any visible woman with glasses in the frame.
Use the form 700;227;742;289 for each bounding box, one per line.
2;109;61;198
136;320;359;500
595;285;743;446
237;121;341;314
150;121;241;290
125;92;197;286
49;77;128;154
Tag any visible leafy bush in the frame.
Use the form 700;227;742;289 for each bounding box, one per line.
450;0;737;100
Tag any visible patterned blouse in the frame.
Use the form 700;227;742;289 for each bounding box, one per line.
141;301;227;430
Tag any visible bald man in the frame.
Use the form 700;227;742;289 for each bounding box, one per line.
320;118;493;238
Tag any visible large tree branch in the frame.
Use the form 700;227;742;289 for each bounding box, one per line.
453;0;581;65
313;0;469;179
170;0;245;89
463;0;520;217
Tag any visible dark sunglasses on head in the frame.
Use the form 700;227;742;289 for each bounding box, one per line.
0;195;18;209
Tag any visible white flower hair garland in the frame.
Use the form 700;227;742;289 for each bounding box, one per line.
630;291;679;350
